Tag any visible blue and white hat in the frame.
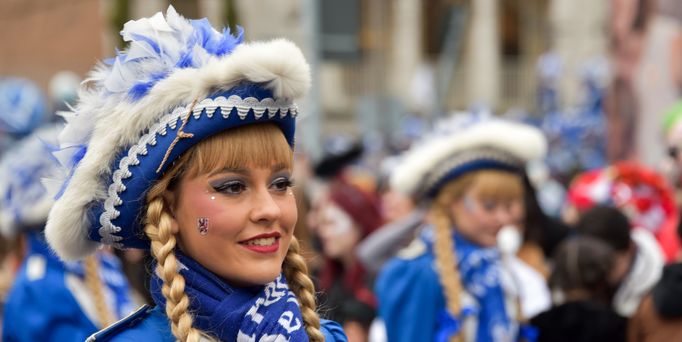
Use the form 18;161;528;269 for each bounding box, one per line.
45;7;310;261
390;113;547;201
0;77;47;137
0;125;62;238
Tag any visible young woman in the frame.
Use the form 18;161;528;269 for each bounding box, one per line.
375;116;546;342
0;125;135;341
45;7;346;341
315;178;382;341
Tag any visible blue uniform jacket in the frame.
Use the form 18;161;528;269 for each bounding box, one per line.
87;305;348;341
2;232;134;342
375;238;446;342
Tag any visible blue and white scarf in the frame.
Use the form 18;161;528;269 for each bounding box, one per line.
150;252;308;341
421;227;513;342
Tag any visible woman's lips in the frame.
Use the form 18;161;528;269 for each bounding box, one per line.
239;232;281;253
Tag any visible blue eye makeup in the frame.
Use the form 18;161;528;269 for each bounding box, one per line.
211;179;247;195
270;175;294;192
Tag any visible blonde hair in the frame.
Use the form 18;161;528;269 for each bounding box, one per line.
429;169;523;342
83;255;115;328
145;123;323;341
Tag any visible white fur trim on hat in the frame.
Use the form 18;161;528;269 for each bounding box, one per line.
390;119;547;199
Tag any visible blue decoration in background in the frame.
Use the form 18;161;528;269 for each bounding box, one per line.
519;56;608;185
0;77;47;137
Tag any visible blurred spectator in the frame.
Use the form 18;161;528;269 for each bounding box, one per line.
575;206;664;317
48;71;80;113
316;179;382;342
375;116;546;342
0;77;47;155
0;125;136;341
631;0;682;168
357;155;423;278
531;236;627;342
628;211;682;341
513;173;571;279
565;162;680;262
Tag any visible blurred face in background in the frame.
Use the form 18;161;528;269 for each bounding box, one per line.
447;170;524;247
381;189;415;223
316;200;361;260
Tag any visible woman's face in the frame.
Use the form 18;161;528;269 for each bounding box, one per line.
169;162;297;287
316;201;361;259
449;180;523;247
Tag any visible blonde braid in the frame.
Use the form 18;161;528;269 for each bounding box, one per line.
145;189;203;342
282;236;325;342
431;205;465;342
84;255;115;328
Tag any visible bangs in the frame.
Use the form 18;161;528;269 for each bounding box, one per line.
183;123;293;177
472;170;523;202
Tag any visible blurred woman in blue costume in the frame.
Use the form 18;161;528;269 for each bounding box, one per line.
375;114;547;342
0;125;135;341
44;7;346;342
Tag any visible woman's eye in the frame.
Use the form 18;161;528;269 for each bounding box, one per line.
214;181;246;195
271;177;293;192
482;201;498;211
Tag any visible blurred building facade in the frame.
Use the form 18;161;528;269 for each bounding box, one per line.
0;0;616;156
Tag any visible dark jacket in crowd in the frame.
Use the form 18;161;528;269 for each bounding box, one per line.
628;263;682;342
531;300;627;342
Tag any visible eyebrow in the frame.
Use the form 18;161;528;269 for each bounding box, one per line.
210;163;289;177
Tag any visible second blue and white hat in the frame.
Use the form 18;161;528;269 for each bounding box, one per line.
390;113;547;201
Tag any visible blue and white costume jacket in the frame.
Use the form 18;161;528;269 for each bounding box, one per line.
375;226;531;342
2;231;135;342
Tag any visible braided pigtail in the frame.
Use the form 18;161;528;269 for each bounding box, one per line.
83;255;115;328
282;236;324;342
145;178;205;342
431;205;465;342
429;174;478;342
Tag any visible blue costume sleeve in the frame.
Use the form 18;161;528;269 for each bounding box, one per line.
2;262;97;342
375;253;444;342
320;319;348;342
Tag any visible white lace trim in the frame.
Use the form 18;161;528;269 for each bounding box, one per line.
98;95;297;247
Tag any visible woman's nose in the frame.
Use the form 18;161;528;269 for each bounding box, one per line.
250;189;281;223
494;207;515;225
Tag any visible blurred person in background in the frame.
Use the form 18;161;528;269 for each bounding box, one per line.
0;77;48;333
631;0;682;168
565;162;679;262
356;155;424;278
661;100;682;190
0;125;135;341
574;205;665;318
627;201;682;341
48;71;81;114
316;179;383;342
0;78;48;155
531;236;626;342
375;116;546;342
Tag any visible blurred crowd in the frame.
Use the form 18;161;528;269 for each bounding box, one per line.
1;1;682;342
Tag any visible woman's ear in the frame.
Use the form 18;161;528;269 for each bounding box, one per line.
162;190;180;234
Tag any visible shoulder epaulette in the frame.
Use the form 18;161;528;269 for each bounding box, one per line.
85;304;153;341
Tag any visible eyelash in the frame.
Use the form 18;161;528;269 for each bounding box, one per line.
213;180;246;195
212;177;293;195
271;177;294;192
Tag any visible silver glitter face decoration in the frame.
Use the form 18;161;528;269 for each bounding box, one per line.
197;217;209;235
